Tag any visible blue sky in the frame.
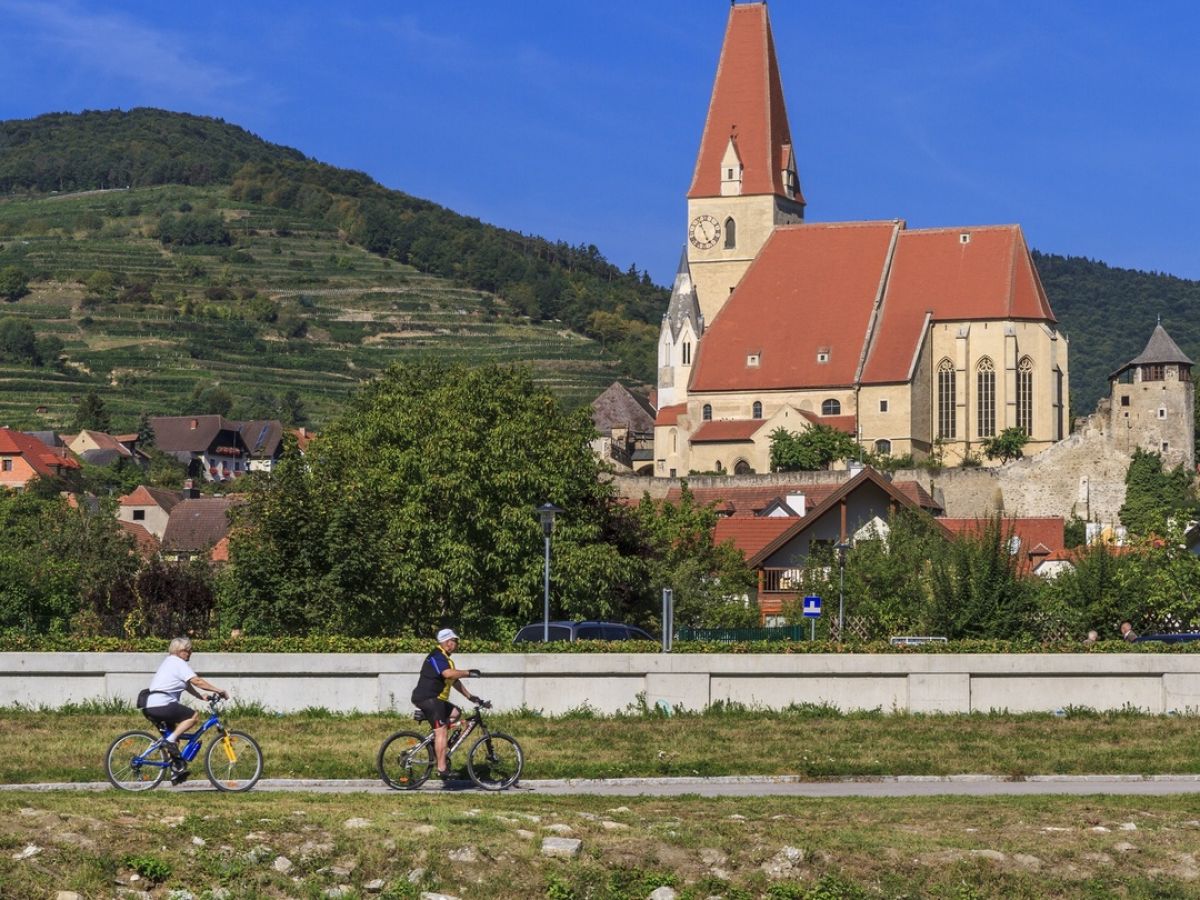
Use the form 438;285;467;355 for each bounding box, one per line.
1;1;1198;287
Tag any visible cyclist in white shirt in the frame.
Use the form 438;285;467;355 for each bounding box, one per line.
143;637;228;783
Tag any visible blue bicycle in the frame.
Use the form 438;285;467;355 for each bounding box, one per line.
105;696;263;792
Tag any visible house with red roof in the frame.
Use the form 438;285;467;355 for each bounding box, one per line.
117;484;188;541
654;2;1069;478
0;428;81;489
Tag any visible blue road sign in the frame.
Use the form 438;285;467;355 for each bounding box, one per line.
802;595;822;618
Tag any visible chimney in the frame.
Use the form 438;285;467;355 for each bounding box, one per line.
786;493;806;517
183;478;199;499
190;418;198;430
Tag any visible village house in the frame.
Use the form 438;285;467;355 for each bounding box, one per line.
0;427;80;489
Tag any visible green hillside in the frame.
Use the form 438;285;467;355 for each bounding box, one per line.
0;185;627;429
0;109;667;431
1034;251;1200;418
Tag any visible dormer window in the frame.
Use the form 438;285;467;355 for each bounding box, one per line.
816;348;830;364
720;138;743;197
746;353;760;367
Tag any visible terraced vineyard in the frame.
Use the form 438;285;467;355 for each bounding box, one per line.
0;186;626;429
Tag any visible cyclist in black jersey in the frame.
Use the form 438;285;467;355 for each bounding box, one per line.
411;627;481;778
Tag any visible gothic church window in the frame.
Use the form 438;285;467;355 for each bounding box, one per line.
752;401;762;419
976;357;996;438
724;217;736;249
734;459;752;475
937;359;956;439
703;404;713;421
822;399;841;416
1017;357;1034;435
682;342;691;365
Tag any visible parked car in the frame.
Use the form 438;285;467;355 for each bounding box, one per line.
1134;633;1200;644
512;620;655;644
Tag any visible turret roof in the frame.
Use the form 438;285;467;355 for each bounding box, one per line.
1119;323;1194;372
663;248;703;341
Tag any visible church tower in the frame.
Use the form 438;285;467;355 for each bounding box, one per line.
687;1;805;325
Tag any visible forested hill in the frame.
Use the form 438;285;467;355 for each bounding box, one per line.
0;108;665;374
1033;251;1200;416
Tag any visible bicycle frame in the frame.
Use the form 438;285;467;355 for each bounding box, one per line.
140;701;239;770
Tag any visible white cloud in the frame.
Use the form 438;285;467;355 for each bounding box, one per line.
0;0;246;105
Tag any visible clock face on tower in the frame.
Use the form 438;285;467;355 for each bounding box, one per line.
688;214;721;250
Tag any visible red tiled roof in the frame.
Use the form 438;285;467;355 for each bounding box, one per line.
938;516;1065;573
688;2;800;203
891;480;942;513
860;226;1055;383
161;497;242;553
690;419;766;443
655;403;687;427
689;222;899;391
119;485;183;512
119;520;160;556
665;483;839;517
0;428;81;476
714;517;796;558
798;410;858;436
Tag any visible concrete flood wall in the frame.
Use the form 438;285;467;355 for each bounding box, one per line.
5;653;1200;715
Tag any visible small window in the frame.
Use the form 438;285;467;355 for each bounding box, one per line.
816;351;830;364
874;439;892;455
0;458;11;472
960;232;971;244
715;460;724;473
1162;442;1170;453
822;399;841;416
746;353;760;367
1158;407;1167;419
682;342;691;365
1120;395;1130;407
724;217;736;249
132;509;146;521
752;401;763;419
727;168;734;179
702;404;713;421
879;400;889;413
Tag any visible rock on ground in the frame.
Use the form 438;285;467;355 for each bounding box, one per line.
542;837;583;858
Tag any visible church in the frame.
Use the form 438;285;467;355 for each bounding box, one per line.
654;2;1070;477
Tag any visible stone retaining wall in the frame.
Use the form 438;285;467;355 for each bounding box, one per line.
5;652;1199;715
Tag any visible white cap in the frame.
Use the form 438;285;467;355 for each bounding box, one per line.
436;628;459;643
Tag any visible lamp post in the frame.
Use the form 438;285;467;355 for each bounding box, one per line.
536;502;564;642
835;541;850;639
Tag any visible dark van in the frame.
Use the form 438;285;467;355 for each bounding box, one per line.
513;621;655;643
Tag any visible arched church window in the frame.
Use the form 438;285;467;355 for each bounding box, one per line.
724;217;736;249
1017;357;1034;435
734;459;752;475
976;357;996;438
702;404;713;421
752;401;763;419
822;399;841;416
937;359;956;439
670;429;677;453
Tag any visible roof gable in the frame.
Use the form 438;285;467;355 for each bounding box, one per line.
0;428;81;476
590;382;656;435
861;225;1057;384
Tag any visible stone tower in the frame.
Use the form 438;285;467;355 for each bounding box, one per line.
656;249;703;409
1108;322;1195;469
686;1;805;325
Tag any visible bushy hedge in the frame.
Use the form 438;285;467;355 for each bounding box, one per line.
2;634;1197;653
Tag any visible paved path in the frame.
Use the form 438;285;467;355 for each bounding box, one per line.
5;775;1200;797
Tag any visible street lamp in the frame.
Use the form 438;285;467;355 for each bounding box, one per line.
835;541;851;639
536;502;564;642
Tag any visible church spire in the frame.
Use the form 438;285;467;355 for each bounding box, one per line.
687;2;803;207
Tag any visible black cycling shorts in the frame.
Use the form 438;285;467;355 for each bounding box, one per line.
143;701;194;728
414;697;455;728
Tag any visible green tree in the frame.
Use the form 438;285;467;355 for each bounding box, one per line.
190;383;234;417
1118;448;1196;537
981;426;1030;463
220;363;644;638
0;266;29;302
629;484;758;630
770;424;861;472
0;317;40;365
71;391;112;432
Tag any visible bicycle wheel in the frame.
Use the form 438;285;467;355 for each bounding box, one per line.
105;730;168;792
204;731;263;792
466;731;523;790
377;730;434;789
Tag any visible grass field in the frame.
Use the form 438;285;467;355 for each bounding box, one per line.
0;186;627;430
2;791;1200;898
6;705;1200;785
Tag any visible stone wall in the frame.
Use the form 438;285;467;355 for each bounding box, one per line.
6;652;1200;715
